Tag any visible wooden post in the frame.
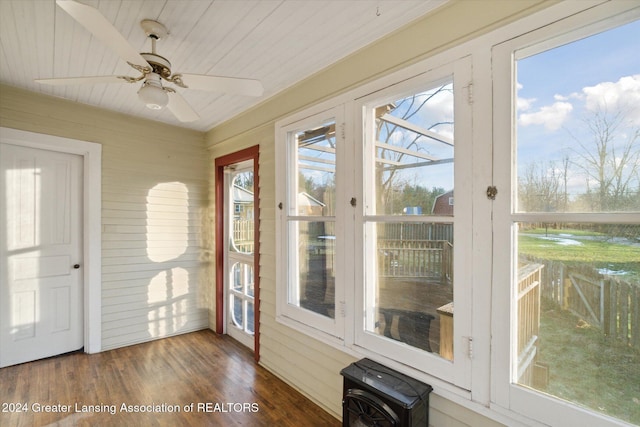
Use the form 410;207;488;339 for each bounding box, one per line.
563;278;572;310
632;285;639;349
621;284;629;345
437;302;454;361
610;281;618;340
603;278;611;339
599;278;605;328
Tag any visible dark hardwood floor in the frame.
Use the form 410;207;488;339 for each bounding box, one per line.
0;330;340;426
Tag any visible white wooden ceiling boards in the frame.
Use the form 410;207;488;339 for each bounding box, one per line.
0;0;447;131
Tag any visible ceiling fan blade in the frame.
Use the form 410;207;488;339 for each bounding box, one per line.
167;91;200;123
35;75;128;86
178;74;264;97
56;0;149;69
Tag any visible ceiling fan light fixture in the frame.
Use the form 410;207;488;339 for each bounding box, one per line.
137;74;168;110
38;4;262;123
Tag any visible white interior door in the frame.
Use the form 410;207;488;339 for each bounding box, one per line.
224;161;255;350
0;143;83;367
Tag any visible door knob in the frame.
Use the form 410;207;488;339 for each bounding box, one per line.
73;264;81;269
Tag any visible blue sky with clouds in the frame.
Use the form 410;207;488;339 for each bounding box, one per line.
516;18;640;200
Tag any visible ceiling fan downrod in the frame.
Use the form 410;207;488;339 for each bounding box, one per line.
134;20;187;88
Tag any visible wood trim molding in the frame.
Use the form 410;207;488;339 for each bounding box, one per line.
214;145;261;362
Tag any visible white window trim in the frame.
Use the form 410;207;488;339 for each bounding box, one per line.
352;57;474;389
491;2;640;426
275;1;638;425
275;106;346;340
275;54;479;395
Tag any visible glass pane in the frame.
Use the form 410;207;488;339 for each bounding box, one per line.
516;20;640;213
246;302;255;334
231;294;243;328
231;171;254;254
246;264;254;298
289;220;336;318
516;222;640;424
294;120;336;216
231;262;242;292
366;222;454;358
373;81;454;215
231;262;254;296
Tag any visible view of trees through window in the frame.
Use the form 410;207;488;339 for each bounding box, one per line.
291;121;337;318
515;20;639;424
364;79;456;359
374;82;454;216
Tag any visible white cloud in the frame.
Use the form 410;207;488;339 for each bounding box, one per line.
517;96;536;111
518;75;640;132
516;82;535;112
580;74;640;124
519;101;573;131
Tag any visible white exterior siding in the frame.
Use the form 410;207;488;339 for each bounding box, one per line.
0;85;210;351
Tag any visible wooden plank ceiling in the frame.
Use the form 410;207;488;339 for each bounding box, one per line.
0;0;447;131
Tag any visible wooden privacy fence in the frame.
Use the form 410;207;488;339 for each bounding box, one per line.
378;239;452;282
524;257;639;349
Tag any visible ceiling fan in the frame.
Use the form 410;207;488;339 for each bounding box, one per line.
35;0;264;122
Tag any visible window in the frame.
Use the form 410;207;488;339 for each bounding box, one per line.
276;107;345;338
277;58;473;387
355;59;473;387
276;2;638;425
493;5;640;426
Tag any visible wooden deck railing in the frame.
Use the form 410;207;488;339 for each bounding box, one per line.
233;219;254;253
517;263;544;386
378;239;452;282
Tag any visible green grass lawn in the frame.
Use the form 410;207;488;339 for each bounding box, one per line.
519;227;640;281
518;227;640;424
537;300;640;424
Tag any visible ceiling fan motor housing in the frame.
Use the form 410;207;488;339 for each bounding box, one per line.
139;20;173;79
141;53;172;79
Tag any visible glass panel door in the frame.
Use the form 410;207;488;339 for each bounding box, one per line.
224;160;255;349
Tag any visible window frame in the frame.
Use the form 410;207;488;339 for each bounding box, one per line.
353;57;474;389
274;1;639;425
275;105;347;341
491;3;640;426
277;56;476;386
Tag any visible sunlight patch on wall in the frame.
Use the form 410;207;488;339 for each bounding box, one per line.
146;182;189;262
147;268;189;304
4;166;42;336
147;268;189;337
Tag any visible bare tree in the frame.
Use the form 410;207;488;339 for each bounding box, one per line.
570;106;640;211
518;158;567;212
375;85;453;213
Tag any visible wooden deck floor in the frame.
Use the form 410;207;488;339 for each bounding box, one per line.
0;330;340;426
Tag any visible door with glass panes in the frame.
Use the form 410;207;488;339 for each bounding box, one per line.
224;160;255;350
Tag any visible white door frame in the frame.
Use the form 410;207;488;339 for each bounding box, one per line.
0;127;102;354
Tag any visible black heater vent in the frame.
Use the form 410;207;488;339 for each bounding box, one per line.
341;358;433;427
